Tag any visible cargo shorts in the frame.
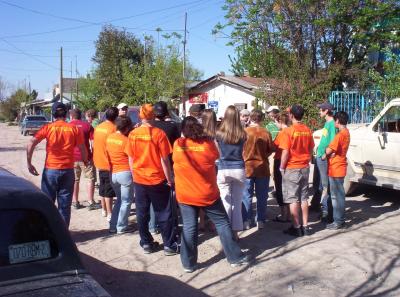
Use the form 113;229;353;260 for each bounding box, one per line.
74;161;96;182
283;167;310;204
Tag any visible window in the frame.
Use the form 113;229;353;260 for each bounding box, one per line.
373;106;400;133
0;209;59;266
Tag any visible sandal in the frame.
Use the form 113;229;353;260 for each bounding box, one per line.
273;215;290;223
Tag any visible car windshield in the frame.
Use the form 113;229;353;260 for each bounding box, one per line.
26;116;47;121
0;209;59;266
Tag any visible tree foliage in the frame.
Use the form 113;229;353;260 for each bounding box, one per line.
215;0;399;126
76;25;202;110
0;88;28;121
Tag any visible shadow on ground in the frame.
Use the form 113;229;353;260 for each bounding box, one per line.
79;252;210;297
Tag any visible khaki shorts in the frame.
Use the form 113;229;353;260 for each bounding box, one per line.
74;161;96;182
283;167;310;204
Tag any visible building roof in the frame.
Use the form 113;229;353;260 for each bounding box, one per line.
188;74;274;94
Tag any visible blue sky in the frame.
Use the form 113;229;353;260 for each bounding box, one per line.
0;0;234;97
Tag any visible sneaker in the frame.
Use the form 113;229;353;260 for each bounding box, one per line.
107;214;112;222
117;226;135;234
257;221;265;230
164;244;180;256
109;228;117;234
302;225;312;236
243;221;251;230
87;202;101;210
101;209;107;217
283;226;303;237
230;254;251;267
142;242;159;254
72;202;84;210
183;266;196;273
150;228;161;235
326;222;346;230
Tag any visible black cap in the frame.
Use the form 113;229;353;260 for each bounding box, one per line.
317;102;334;111
153;101;168;118
52;102;67;116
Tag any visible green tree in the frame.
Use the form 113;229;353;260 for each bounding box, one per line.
93;25;145;105
0;88;28;121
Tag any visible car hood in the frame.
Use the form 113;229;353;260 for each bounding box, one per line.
0;273;110;297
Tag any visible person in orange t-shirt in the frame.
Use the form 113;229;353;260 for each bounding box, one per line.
27;102;86;227
279;104;314;237
272;112;291;223
325;111;350;230
125;104;178;255
173;116;249;273
106;116;134;234
93;107;118;221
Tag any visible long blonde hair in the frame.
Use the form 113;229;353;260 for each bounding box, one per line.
217;105;247;144
201;109;217;138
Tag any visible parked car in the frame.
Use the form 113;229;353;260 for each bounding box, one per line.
313;98;400;194
0;168;110;297
20;115;48;136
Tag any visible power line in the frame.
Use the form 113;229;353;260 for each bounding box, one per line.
0;0;206;39
0;38;59;70
0;48;71;57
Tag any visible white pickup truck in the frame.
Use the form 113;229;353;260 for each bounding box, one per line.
313;98;400;194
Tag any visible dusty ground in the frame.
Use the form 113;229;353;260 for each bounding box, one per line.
1;122;400;297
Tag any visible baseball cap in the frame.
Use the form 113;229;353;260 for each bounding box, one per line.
139;104;154;120
52;102;67;116
266;105;280;113
117;103;128;109
317;102;334;110
153;101;168;118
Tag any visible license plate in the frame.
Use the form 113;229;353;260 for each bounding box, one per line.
8;240;51;264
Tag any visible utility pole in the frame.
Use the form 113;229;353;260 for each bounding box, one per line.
60;47;63;103
75;56;78;107
182;12;187;116
143;33;147;103
70;60;73;108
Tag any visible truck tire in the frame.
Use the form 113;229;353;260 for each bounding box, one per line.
344;163;357;195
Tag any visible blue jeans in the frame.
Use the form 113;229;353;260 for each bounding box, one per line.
316;157;330;214
329;177;346;224
179;199;243;269
41;168;75;227
242;177;269;223
110;171;133;232
134;181;178;249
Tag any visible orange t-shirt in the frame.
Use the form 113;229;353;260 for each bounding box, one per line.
93;121;116;171
328;128;350;177
105;132;130;173
125;126;172;185
279;123;314;169
173;138;220;206
274;130;284;160
34;120;84;169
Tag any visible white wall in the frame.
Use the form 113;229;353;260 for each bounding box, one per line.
181;81;256;118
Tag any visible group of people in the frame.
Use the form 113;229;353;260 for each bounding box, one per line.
26;99;350;273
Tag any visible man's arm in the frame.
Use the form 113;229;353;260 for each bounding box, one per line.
161;156;174;186
325;147;334;156
280;149;289;170
78;144;88;165
26;137;41;176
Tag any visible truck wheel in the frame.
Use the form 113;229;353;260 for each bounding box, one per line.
344;163;357;195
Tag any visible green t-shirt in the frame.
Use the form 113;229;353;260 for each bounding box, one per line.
266;122;279;141
91;118;100;128
317;119;336;157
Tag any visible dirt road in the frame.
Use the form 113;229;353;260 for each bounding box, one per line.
1;123;399;297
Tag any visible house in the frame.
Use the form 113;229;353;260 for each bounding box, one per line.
181;73;275;118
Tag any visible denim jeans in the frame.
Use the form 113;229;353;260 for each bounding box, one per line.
273;159;284;206
41;168;75;227
149;203;160;232
329;177;346;224
110;171;133;232
217;168;245;231
242;176;269;224
316;157;330;214
134;181;178;249
179;199;243;269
